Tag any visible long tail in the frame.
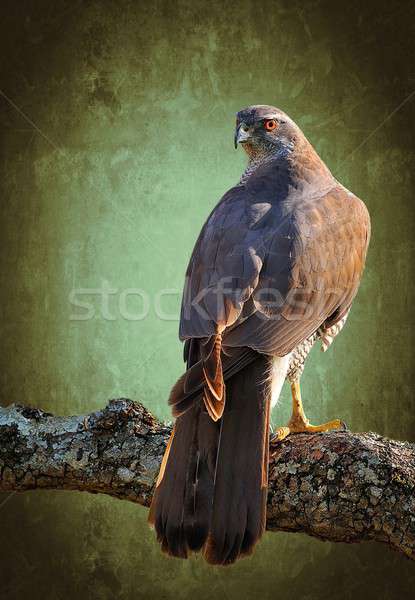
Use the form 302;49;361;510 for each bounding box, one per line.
148;344;272;565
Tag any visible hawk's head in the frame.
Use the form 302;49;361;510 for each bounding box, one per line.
235;105;300;159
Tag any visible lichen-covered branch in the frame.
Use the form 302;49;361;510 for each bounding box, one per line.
1;399;414;559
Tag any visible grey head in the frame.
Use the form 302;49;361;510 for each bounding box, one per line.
234;105;303;159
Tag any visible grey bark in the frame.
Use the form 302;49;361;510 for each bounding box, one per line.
0;399;414;559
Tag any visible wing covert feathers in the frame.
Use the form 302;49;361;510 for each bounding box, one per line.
180;167;370;358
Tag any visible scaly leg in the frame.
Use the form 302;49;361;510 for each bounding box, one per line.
271;379;345;444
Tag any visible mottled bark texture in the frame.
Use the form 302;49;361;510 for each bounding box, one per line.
1;399;414;559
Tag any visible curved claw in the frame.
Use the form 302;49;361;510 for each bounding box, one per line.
270;426;291;445
270;418;347;449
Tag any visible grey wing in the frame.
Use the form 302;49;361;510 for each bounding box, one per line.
180;184;370;357
179;184;296;340
224;187;370;355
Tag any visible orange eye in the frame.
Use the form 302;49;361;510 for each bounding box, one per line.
264;119;277;131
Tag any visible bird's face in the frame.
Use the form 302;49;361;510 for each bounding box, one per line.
234;105;298;159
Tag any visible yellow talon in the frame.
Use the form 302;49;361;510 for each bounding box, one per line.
271;380;345;445
272;426;291;443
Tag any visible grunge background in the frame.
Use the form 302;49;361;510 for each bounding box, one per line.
0;1;414;598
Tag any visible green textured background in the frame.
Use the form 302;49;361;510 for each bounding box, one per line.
1;1;414;598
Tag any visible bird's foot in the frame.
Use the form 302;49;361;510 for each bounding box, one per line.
270;418;347;445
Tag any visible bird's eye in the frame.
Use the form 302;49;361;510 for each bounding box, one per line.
264;119;277;131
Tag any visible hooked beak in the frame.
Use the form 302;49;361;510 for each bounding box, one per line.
234;124;251;149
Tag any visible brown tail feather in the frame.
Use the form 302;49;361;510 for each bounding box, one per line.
203;354;271;565
183;407;219;551
149;347;272;565
148;404;201;558
148;400;219;557
149;337;219;557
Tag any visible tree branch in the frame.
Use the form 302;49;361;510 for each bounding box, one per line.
1;399;414;559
